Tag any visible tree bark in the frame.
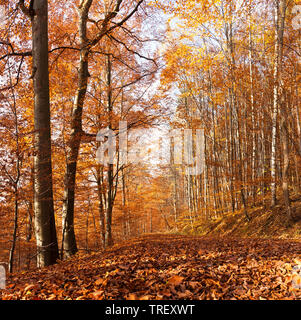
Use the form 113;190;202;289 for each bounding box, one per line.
31;0;59;267
61;0;143;256
277;0;292;219
270;0;282;207
9;188;18;273
62;0;92;258
96;164;106;248
105;55;114;248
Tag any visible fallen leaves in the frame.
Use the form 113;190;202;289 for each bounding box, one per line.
92;290;104;300
0;235;300;300
95;278;105;286
168;275;184;286
23;284;37;293
126;293;138;300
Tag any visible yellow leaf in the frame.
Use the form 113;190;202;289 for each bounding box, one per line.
93;290;104;300
23;284;36;292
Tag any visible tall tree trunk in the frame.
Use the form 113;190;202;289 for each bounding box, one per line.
271;0;282;207
249;19;257;207
280;100;292;219
61;0;142;256
121;167;128;237
226;19;250;221
105;164;114;247
149;210;153;233
7;69;21;273
62;0;92;258
96;164;105;248
31;0;59;267
277;0;292;219
9;188;18;273
105;55;114;248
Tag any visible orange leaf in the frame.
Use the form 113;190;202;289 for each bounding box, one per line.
168;275;184;286
93;290;104;300
95;278;104;286
189;281;199;289
127;293;138;300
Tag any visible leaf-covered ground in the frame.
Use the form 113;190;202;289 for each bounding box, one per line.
1;234;301;300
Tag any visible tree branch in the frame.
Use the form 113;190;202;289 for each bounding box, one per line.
89;0;143;48
108;34;157;66
18;0;35;19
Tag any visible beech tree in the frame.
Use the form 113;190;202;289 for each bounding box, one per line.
62;0;145;257
19;0;59;267
0;0;300;273
158;0;300;227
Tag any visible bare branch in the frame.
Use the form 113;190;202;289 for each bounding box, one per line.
0;56;24;92
108;34;157;66
89;0;143;48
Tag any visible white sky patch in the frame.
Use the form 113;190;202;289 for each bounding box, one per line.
128;127;167;166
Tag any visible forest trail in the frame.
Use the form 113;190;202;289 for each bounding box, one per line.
1;234;301;300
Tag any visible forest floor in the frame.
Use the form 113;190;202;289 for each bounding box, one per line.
190;195;301;239
1;234;301;300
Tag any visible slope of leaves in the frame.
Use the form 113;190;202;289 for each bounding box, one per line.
1;235;301;300
186;197;301;240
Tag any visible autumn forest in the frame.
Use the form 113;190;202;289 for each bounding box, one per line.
0;0;300;301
